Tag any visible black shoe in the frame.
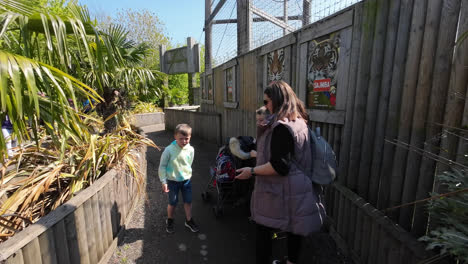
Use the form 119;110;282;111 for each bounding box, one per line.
185;218;199;232
166;218;174;233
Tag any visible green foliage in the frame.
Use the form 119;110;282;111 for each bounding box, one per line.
167;74;189;106
131;101;162;114
419;169;468;262
37;0;76;17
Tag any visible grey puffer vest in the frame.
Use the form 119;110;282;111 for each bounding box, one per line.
251;117;325;236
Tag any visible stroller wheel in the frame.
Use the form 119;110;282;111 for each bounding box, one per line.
201;192;210;202
213;206;223;218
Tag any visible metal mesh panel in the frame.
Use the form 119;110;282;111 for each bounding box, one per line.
209;0;362;67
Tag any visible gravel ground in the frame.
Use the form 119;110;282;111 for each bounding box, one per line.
107;125;352;264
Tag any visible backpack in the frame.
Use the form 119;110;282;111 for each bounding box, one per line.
308;127;337;185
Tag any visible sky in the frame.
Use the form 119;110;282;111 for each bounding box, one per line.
77;0;205;46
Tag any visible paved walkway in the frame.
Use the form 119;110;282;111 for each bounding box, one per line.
108;125;351;264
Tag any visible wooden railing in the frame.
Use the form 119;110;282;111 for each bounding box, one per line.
0;142;147;264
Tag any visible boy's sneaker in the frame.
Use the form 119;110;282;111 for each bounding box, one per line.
185;218;199;232
166;218;175;233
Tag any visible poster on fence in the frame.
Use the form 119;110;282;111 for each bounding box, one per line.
306;33;340;109
266;48;285;83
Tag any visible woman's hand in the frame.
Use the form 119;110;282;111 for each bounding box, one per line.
235;167;252;180
250;150;257;158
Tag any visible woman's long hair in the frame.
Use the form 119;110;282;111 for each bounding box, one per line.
264;80;308;122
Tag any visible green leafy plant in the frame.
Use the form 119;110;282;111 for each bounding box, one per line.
131;101;162;114
0;123;159;241
419;169;468;262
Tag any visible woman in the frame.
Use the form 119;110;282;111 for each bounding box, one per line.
236;81;325;264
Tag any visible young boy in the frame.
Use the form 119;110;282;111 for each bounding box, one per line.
159;124;199;233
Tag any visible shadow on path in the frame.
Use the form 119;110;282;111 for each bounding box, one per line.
108;127;256;264
108;126;351;264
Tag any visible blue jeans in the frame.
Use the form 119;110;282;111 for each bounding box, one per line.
167;180;192;206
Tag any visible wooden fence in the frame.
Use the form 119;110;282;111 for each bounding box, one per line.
164;109;222;145
195;0;468;262
0;143;147;264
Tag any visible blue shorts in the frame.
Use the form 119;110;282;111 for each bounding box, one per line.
167;180;192;206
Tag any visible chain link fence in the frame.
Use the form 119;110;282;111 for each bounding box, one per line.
209;0;362;67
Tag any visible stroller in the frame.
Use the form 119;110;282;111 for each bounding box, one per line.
201;136;256;217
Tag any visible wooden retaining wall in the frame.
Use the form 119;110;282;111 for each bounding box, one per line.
164;109;222;145
0;141;147;264
195;0;468;262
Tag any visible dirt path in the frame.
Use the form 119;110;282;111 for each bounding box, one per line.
108;126;351;264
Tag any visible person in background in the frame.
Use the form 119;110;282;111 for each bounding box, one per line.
158;123;199;234
236;81;325;264
1;114;16;158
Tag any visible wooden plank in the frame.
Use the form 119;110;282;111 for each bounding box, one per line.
386;237;402;264
21;238;42;264
0;170;118;260
283;46;291;85
83;200;98;264
377;0;415;210
347;0;378;194
388;0;427;222
52;221;70;264
5;251;24;264
353;208;363;258
347;202;357;248
342;198;352;243
337;192;346;235
368;0;402;206
335;183;432;260
65;207;90;264
109;176;119;238
398;0;443;231
376;229;389;264
91;194;105;260
322;123;329;142
327;124;335;146
338;2;363;186
332;187;340;228
367;223;380;264
335;27;353;111
298;9;354;44
328;226;359;264
412;0;462;236
297;43;308;102
237;0;251;55
204;0;212;71
357;0;390;200
307;109;345;125
259;34;296;56
333;126;341;160
360;214;371;262
38;228;58;264
256;51;264;111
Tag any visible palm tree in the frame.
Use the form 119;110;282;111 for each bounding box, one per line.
0;0;161;156
0;0;160;240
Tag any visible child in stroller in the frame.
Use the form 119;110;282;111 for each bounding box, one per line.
201;136;256;217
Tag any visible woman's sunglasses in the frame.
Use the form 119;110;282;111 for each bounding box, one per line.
263;100;269;105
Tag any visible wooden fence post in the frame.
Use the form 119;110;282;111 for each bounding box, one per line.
347;0;378;193
357;0;390;200
369;0;402;207
377;0;414;210
388;0;426;223
398;0;441;230
412;0;462;236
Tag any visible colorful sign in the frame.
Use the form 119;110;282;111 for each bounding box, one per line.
313;78;331;92
306;33;340;109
